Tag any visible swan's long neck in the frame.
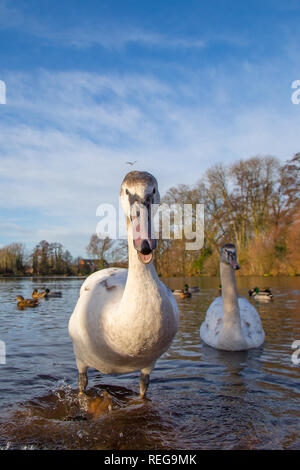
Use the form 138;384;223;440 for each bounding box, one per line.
220;262;241;330
119;222;161;311
127;225;159;283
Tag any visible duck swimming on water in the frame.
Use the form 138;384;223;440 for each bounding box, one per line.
32;289;47;299
45;289;62;298
16;296;39;308
248;287;273;301
173;284;196;297
180;284;192;299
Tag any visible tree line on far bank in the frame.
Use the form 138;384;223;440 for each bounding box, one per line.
154;153;300;277
0;236;128;277
1;153;299;277
0;241;79;276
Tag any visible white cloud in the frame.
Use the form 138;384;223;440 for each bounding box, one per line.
0;0;205;51
56;28;206;50
1;67;300;255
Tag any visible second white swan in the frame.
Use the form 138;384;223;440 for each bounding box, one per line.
200;244;265;351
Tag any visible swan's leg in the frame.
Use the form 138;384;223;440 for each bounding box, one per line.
139;363;155;398
139;372;150;399
78;371;88;395
139;363;156;398
76;360;88;396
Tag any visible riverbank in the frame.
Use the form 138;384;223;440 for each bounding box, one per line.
1;272;300;279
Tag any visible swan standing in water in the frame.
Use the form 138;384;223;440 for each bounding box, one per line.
200;244;265;351
69;171;179;398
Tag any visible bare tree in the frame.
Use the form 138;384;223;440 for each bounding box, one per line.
109;240;128;264
86;233;112;262
0;243;26;275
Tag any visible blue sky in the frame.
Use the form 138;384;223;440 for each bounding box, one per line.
0;0;300;257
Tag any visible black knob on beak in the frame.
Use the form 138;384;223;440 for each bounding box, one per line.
141;240;152;255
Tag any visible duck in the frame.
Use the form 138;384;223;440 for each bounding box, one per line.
173;284;197;296
32;289;47;299
200;243;265;351
16;296;39;308
68;171;180;398
45;288;62;298
248;287;273;301
173;284;192;299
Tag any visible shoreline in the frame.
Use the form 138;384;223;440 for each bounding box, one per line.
0;273;299;279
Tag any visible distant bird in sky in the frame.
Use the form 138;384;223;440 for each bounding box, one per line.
125;160;138;166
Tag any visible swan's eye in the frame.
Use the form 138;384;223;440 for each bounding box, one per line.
136;210;140;218
153;188;156;194
126;189;129;195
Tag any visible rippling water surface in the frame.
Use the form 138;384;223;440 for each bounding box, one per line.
0;276;299;449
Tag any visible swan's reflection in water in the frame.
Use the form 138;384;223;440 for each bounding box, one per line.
198;344;280;449
201;343;264;385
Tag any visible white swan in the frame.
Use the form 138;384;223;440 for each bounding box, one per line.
200;244;265;351
68;171;179;398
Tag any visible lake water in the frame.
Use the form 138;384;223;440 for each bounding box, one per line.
0;276;299;450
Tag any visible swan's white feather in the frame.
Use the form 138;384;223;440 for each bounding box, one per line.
69;267;179;374
200;296;265;350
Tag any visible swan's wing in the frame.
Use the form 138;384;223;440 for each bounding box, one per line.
69;268;127;341
238;297;265;348
79;268;127;297
200;297;224;346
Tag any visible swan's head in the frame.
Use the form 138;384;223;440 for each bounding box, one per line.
16;296;24;301
220;243;240;270
120;171;160;264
